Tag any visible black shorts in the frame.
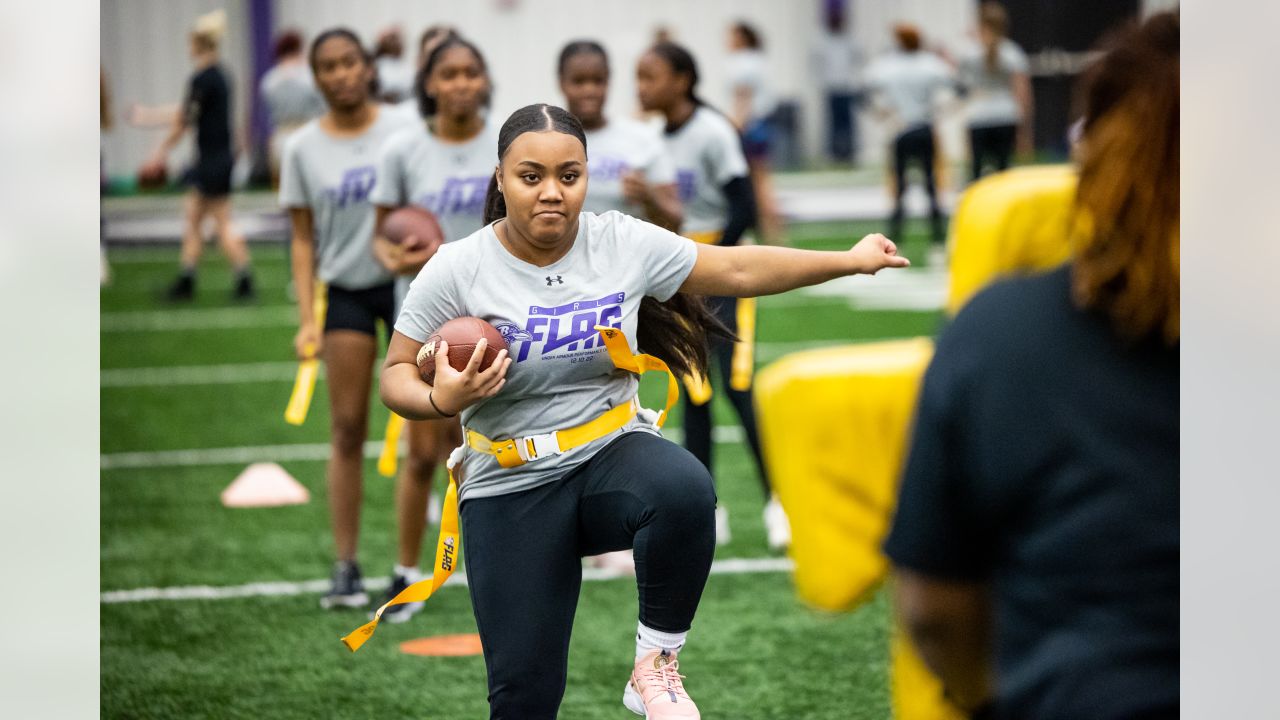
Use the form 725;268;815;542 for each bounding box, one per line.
184;152;233;198
325;282;395;340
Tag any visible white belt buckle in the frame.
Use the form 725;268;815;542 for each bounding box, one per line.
518;432;562;462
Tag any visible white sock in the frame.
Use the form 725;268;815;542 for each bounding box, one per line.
636;622;688;661
394;564;422;582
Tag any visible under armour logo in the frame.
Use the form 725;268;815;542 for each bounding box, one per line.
546;275;563;286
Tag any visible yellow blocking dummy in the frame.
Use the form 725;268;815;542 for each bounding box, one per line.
755;338;934;610
757;339;965;720
946;164;1077;315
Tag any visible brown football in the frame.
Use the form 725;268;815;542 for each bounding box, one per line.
383;206;445;250
416;317;508;386
136;161;168;190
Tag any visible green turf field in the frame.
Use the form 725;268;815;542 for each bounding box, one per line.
101;219;944;719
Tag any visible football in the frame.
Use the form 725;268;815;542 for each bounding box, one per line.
416;317;508;386
383;206;445;249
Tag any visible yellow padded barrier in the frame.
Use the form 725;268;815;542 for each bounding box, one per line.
758;339;967;720
755;338;934;611
946;164;1077;315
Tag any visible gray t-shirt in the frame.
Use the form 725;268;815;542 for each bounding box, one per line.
395;210;698;503
957;39;1030;128
865;50;953;130
279;106;415;289
582;118;676;219
662;106;749;234
370;118;499;300
258;61;324;127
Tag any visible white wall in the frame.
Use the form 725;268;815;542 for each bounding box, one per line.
101;0;253;180
101;0;979;178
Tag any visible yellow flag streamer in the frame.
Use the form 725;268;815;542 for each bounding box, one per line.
342;326;678;652
594;326;678;426
342;469;461;652
730;297;757;391
284;281;327;425
377;413;405;477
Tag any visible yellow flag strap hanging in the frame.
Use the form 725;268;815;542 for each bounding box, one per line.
377;413;405;477
342;449;463;652
730;297;757;391
284;281;328;425
466;326;679;468
594;325;679;426
342;326;678;652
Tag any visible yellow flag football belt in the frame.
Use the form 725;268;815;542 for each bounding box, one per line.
341;325;679;652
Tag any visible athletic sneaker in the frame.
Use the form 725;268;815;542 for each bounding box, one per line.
623;649;699;718
376;567;425;624
714;505;731;547
319;560;369;610
166;273;195;301
233;273;256;301
763;495;792;551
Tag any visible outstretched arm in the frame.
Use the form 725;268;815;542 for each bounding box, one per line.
679;232;909;297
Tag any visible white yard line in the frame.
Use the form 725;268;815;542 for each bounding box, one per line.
100;271;946;334
100;555;794;604
101;361;308;387
99;342;857;388
102;305;297;332
99;427;742;470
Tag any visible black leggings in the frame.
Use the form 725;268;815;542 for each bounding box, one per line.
460;431;717;719
889;125;944;245
969;123;1017;181
682;294;771;499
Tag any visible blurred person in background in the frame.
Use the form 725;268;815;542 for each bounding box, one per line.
133;9;255;301
416;25;458;71
812;3;865;165
865;23;952;259
726;21;784;245
637;42;790;550
101;68;113;287
368;34;496;623
279;28;416;610
884;13;1179;719
374;26;413;104
559;40;681;230
957;2;1033;181
558;39;683;572
260;29;324;187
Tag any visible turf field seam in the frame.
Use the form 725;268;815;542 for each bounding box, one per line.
99;556;795;604
99;427;742;469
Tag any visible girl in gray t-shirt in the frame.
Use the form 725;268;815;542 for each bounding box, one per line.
369;104;910;718
366;35;498;622
278;28;414;612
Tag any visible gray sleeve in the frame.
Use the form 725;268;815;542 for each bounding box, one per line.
394;245;465;342
278;136;308;208
370;133;404;208
629;214;698;301
706;116;749;185
644;133;678;185
1005;42;1030;74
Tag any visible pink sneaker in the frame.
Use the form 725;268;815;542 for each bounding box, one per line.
623;648;700;718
